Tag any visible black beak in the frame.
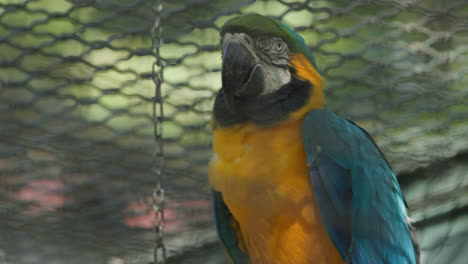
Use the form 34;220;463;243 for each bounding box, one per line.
222;39;264;112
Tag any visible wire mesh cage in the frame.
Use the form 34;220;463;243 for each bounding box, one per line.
0;0;467;263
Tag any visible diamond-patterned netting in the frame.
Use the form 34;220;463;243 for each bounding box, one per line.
0;0;467;263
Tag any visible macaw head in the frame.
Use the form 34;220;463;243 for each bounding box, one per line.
213;14;324;127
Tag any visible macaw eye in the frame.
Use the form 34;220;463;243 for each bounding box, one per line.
273;39;285;52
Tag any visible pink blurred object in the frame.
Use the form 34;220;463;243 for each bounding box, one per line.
122;198;213;231
13;179;71;214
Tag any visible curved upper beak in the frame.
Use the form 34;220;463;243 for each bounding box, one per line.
222;36;264;112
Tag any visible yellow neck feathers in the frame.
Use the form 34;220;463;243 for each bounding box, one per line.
288;53;325;122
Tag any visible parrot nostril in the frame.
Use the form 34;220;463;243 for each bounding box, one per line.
238;33;252;46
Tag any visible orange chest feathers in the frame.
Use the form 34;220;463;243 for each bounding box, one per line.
209;119;344;264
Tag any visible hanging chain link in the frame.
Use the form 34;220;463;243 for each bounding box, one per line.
151;0;166;263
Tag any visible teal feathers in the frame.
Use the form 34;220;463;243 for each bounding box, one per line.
302;109;419;264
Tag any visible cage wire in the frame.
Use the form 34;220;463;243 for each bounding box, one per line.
0;0;467;263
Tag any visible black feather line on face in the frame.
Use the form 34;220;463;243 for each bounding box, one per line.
213;67;311;127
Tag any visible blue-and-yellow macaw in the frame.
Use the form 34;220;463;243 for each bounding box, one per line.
209;14;419;264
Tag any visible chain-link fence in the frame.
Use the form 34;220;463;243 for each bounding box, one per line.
0;0;467;263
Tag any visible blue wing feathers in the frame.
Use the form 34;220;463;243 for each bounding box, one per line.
310;153;352;259
303;109;417;264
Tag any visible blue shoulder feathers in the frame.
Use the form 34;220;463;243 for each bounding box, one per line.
302;109;418;264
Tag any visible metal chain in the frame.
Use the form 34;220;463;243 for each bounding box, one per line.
151;0;166;263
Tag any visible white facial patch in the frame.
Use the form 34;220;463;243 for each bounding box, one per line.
260;62;291;94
